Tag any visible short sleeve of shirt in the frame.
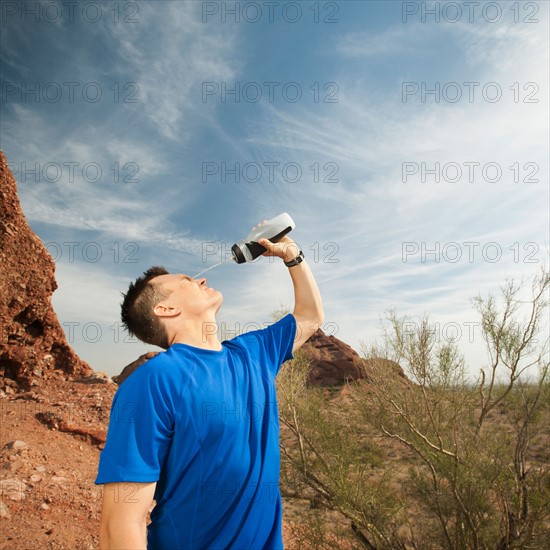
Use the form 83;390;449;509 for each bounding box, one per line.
237;313;297;377
94;360;177;485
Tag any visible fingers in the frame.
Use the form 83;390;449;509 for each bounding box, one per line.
259;238;276;255
252;220;268;231
258;237;271;247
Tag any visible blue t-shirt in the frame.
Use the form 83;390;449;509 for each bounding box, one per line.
95;313;297;550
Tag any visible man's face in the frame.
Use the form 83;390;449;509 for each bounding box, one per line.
153;274;223;317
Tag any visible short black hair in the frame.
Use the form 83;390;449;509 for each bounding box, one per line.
121;266;172;349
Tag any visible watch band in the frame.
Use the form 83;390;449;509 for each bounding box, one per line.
284;250;304;268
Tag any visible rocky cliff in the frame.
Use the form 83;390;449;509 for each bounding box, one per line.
0;150;94;391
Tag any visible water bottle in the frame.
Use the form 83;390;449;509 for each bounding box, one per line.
231;212;295;264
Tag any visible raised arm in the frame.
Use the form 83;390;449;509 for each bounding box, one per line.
259;234;324;353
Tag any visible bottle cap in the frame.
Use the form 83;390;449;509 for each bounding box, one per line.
231;242;247;264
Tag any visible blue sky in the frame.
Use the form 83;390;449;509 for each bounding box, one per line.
1;0;548;378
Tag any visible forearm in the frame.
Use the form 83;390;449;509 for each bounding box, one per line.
258;234;324;323
286;256;324;322
99;520;147;549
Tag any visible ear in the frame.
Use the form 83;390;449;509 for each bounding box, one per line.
154;303;181;318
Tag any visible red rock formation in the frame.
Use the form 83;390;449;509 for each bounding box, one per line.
301;328;367;386
0;150;94;390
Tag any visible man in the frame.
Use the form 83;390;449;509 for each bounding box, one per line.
95;228;324;549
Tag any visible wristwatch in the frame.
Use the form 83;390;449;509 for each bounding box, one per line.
284;250;304;268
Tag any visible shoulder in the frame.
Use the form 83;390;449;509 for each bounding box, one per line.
114;350;183;397
228;313;296;351
234;313;296;340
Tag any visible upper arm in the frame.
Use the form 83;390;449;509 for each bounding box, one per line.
95;364;176;486
291;313;323;354
100;481;156;526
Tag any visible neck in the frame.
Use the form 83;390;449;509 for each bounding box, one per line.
168;314;222;351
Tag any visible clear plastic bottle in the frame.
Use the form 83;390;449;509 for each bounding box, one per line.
231;212;295;264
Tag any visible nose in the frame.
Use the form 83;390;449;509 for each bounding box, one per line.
197;278;206;286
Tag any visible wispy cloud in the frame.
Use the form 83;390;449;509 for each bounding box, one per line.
337;22;432;58
3;2;246;255
239;9;549;374
2;2;547;377
103;2;243;140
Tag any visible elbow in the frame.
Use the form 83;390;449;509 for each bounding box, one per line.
317;311;325;326
312;311;324;331
316;303;325;326
293;309;324;327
